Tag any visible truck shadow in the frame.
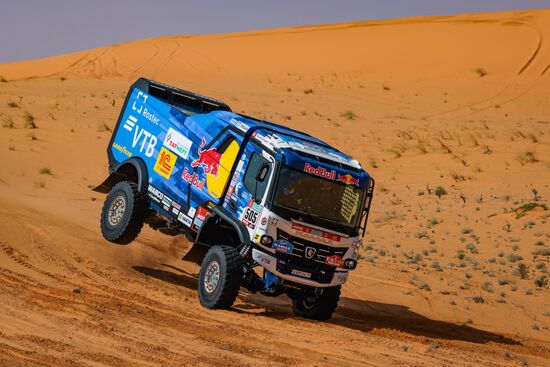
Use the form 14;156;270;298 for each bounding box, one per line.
236;294;521;346
133;264;198;290
133;265;520;346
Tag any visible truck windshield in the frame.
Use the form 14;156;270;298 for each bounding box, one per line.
272;166;364;234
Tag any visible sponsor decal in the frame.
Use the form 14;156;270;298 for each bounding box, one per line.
291;223;341;242
324;255;344;267
147;185;164;203
192;206;211;231
191;138;221;176
253;251;273;266
305;246;317;259
337;173;360;186
112;142;132;157
236;156;245;173
141;108;160;125
187;206;196;218
131;91;160;125
303;163;336;180
181;167;205;190
261;217;267;226
291;269;311;279
230;118;250;133
251;132;274;150
123;115;137;132
154;147;177;179
254;233;261;242
161;196;172;208
132;91;148;114
163;127;192;159
272;240;293;254
127;121;157;158
242;206;260;229
250;201;262;212
178;212;193;227
270;218;278;226
171;206;180;216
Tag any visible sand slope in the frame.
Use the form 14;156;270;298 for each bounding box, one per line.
0;8;549;366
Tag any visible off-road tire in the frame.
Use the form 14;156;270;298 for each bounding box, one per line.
100;181;148;244
198;245;242;309
292;285;341;321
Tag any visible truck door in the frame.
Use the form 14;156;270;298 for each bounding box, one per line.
222;142;275;235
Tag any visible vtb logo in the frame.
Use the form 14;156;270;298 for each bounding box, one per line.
191;138;221;176
305;246;317;259
154;147;177;179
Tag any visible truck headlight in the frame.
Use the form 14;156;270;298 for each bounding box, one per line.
260;235;274;246
343;259;357;270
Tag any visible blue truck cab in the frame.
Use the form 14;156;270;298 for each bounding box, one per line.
95;78;374;320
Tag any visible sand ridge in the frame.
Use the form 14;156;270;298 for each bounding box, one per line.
0;8;549;367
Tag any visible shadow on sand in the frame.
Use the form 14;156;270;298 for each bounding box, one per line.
133;264;520;346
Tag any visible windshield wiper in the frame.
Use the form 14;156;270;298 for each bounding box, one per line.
273;203;317;224
273;203;351;234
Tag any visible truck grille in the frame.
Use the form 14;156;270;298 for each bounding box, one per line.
276;229;348;265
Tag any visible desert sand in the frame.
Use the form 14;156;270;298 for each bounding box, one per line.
0;8;549;366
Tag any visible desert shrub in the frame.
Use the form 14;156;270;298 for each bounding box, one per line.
514;263;529;279
97;123;111;132
24;112;36;129
507;253;523;263
534;276;548;288
2;117;14;128
482;282;493;293
472;295;486;303
466;243;479;254
498;278;509;286
475;68;487;77
514;203;548;218
39;168;52;175
418;282;431;291
517;152;538;164
7;101;19;108
435;186;447;198
303;89;313;94
341;111;357;120
533;248;550;256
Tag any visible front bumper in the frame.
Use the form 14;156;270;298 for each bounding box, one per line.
252;248;349;288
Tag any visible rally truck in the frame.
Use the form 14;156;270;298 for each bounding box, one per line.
94;78;374;320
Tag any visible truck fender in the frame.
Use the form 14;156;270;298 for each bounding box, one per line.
195;206;251;248
92;158;149;194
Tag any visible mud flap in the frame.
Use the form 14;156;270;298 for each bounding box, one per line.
182;243;209;265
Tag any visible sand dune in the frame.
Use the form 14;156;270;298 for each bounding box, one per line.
0;8;549;366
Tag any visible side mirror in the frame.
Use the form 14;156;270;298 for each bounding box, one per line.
256;163;269;182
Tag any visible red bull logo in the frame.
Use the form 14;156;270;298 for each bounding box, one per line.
303;163;336;180
191;138;221;176
337;174;359;186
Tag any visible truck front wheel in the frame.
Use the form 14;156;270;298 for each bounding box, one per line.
100;181;148;244
292;286;341;321
198;245;243;309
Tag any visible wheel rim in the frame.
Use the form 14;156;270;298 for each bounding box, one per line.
108;195;126;226
204;260;221;293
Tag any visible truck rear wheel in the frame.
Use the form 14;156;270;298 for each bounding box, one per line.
292;286;341;321
198;245;242;309
100;181;148;244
